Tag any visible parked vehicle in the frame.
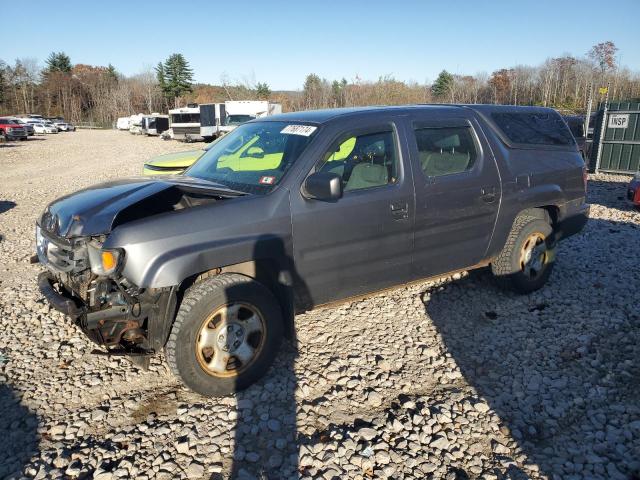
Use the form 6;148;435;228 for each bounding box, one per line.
563;115;587;159
168;103;227;141
43;121;59;133
53;120;75;132
219;101;282;135
25;119;55;134
143;140;217;175
0;118;28;140
116;117;131;130
141;114;170;136
129;114;144;135
627;173;640;209
35;105;588;397
13;118;35;136
29;122;47;135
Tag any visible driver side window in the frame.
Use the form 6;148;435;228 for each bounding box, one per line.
317;130;398;192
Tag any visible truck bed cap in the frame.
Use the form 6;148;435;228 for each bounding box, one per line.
259;104;560;125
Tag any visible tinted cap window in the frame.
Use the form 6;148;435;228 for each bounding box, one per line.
492;112;575;146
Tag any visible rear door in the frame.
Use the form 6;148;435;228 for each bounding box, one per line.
407;113;501;278
290;117;415;307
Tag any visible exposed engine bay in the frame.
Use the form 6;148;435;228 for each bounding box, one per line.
112;184;228;229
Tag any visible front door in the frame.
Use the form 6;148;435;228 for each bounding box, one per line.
291;120;414;307
407;115;501;278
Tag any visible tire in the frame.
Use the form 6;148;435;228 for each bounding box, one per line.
165;273;284;397
491;212;556;294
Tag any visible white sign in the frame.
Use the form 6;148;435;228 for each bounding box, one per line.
281;124;317;136
608;114;629;129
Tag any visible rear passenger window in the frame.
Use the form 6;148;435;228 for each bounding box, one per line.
414;127;477;177
492;112;574;146
318;130;399;191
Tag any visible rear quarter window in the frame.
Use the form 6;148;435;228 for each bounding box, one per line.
491;112;575;147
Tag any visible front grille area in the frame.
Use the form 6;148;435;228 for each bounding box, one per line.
37;227;88;273
37;227;93;300
173;126;201;136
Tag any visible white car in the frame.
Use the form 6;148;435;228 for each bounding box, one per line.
31;122;56;134
41;121;59;134
52;120;73;132
31;123;47;134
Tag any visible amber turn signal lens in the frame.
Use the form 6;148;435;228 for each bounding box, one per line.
101;251;117;271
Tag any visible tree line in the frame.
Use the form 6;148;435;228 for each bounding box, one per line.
1;42;638;126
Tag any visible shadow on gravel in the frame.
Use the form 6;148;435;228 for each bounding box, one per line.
0;200;17;215
588;177;636;211
0;384;40;478
223;235;305;480
425;218;640;480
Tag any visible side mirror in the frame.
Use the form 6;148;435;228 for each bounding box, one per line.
304;172;343;201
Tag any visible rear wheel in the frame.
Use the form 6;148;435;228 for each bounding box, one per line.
491;212;555;294
165;273;283;397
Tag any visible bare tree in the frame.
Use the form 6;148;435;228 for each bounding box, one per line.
133;66;160;113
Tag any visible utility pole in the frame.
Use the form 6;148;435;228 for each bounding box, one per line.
584;83;593;140
594;81;610;174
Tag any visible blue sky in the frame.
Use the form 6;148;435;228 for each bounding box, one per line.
2;0;639;90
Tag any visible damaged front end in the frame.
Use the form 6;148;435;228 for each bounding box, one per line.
34;176;246;366
35;226;177;367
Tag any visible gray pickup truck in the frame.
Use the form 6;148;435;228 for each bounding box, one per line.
36;105;589;396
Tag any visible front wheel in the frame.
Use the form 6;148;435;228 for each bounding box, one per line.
165;273;284;397
491;213;556;294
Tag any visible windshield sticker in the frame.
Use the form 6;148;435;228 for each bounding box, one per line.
281;125;317;136
259;176;276;185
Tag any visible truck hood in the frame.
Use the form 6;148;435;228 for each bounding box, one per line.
39;176;244;238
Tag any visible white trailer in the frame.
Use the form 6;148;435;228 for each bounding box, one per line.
128;114;144;134
219;101;282;134
140;114;170;136
168;103;226;141
116;117;131;130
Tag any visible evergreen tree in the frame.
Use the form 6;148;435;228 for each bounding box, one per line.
331;78;348;106
45;52;72;74
431;70;454;98
160;53;194;107
256;82;271;99
106;63;118;82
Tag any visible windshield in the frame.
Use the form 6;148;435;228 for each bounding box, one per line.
186;121;318;194
225;114;255;126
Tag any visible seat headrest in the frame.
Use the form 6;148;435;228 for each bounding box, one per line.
345;163;388;191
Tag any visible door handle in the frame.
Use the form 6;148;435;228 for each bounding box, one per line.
481;187;496;204
390;201;409;219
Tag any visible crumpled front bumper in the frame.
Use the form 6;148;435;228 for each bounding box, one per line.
38;271;133;347
38;271;85;319
38;270;176;356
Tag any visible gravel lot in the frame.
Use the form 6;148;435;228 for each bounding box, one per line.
1;131;639;480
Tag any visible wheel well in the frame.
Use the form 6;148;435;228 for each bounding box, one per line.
521;206;558;226
177;260;295;338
